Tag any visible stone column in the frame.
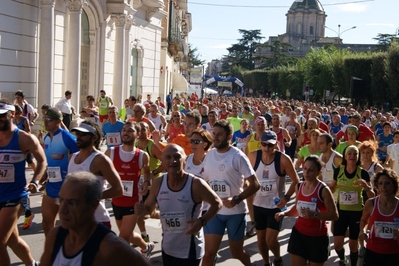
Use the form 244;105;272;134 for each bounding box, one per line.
123;16;134;101
38;0;55;106
111;14;126;108
65;0;84;110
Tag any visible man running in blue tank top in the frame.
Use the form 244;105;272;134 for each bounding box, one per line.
0;100;47;266
41;107;79;236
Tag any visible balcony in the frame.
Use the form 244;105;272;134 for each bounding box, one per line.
168;26;183;56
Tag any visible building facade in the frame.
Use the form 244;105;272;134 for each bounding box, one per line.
0;0;190;117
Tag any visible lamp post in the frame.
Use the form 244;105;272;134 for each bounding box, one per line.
324;24;356;39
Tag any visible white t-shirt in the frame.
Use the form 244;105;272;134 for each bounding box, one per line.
388;143;399;174
202;146;255;215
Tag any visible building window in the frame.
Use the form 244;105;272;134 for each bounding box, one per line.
310;26;314;35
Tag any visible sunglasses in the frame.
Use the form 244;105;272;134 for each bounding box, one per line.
44;117;57;122
173;115;180;117
190;139;204;144
260;142;275;147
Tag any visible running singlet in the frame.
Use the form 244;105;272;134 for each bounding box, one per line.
253;150;285;209
111;146;143;207
0;128;27;202
51;223;112;265
157;174;204;260
44;128;79;198
335;166;365;211
68;151;110;222
294;181;328;236
168;124;185;141
367;196;399;254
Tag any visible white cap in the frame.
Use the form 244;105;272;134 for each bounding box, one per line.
0;102;15;114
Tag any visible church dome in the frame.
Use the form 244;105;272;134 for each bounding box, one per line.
289;0;324;12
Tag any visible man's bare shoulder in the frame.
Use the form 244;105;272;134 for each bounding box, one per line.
95;233;150;265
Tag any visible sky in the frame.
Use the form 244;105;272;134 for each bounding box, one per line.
187;0;398;63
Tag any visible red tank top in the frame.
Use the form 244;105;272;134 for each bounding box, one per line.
294;182;328;236
367;196;399;254
219;112;229;120
168;124;185;141
302;131;311;146
275;128;285;153
111;146;141;207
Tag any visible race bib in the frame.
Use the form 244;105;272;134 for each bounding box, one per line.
47;166;62;183
209;180;231;198
106;133;121;146
0;164;15;183
122;180;134;197
339;191;358;205
323;168;334;184
374;221;396;239
297;200;317;217
99;102;108;108
259;180;277;196
161;212;186;233
236;142;246;152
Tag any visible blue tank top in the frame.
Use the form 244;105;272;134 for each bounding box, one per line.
44;129;79;198
0;128;28;202
13;116;28;131
330;123;342;136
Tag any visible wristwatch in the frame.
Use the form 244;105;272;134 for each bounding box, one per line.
232;195;242;205
152;169;159;175
313;211;319;218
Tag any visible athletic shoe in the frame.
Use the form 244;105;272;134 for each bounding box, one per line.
142;234;150;243
141;242;155;259
245;221;256;237
22;213;34;229
338;258;347;266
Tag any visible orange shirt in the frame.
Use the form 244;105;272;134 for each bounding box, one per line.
158;134;192;156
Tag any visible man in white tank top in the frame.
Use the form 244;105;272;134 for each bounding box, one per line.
40;172;150;266
135;144;222;265
147;104;166;132
317;133;342;189
247;131;300;266
68;121;123;229
202;120;260;266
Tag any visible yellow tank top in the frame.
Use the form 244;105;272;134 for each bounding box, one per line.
247;133;261;154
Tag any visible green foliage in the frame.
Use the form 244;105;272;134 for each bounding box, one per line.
188;43;205;67
373;33;397;51
225;29;264;70
386;43;399;106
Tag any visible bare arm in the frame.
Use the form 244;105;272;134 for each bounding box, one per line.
92;155;122;199
358;199;373;245
135;176;162;217
40;227;59;266
300;185;338;221
278;154;300;208
224;175;260;208
139;152;151;195
186;178;222;235
98;234;150;266
283;128;292;147
19;131;47;192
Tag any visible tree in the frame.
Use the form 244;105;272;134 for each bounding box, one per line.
257;40;297;69
373;33;397;51
224;29;264;71
188;43;205;67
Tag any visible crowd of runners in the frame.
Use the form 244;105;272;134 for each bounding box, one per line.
1;89;399;266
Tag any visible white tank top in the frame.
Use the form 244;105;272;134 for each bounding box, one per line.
148;114;163;131
365;161;377;189
320;151;340;184
68;151;110;222
253;155;285;209
157;173;204;259
185;154;208;210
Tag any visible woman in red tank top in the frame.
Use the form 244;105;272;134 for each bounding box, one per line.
275;156;338;265
359;169;399;265
165;111;184;142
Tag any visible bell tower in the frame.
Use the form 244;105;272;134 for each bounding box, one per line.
282;0;327;47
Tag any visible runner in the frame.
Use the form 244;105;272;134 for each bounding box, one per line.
0;100;46;266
